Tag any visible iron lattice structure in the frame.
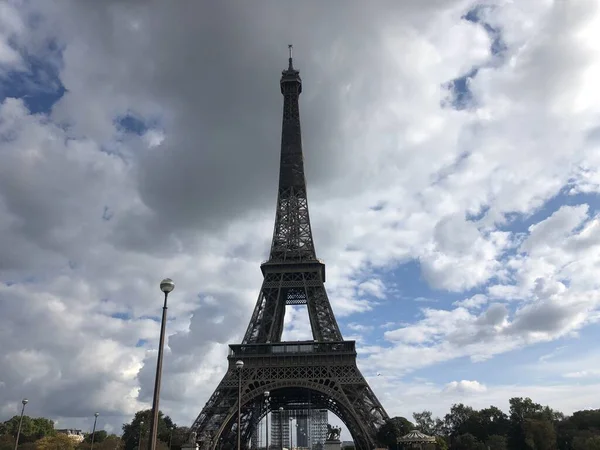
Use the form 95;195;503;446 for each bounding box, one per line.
189;49;388;450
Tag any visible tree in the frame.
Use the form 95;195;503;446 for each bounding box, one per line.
443;405;476;438
573;436;600;450
478;407;510;439
1;416;56;443
570;410;600;432
31;419;56;440
485;435;507;450
376;417;413;450
2;416;37;443
121;410;176;450
0;434;15;450
508;397;560;450
84;431;108;444
522;419;556;450
78;435;124;450
413;412;436;436
453;433;485;450
36;435;76;450
434;436;448;450
169;426;190;450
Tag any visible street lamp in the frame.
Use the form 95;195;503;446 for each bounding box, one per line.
236;360;244;450
278;407;283;450
148;278;175;450
139;421;145;450
91;412;100;450
264;391;270;450
14;398;28;450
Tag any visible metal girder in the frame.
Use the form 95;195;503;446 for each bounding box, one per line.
242;265;342;344
189;346;388;450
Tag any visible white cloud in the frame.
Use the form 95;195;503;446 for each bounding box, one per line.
443;380;487;395
0;0;599;443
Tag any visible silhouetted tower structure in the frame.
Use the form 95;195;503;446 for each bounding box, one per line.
189;46;388;450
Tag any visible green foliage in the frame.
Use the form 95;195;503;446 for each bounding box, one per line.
35;434;75;450
0;434;16;450
573;435;600;450
453;433;486;450
522;418;556;450
375;417;414;450
0;402;597;450
376;400;599;450
169;426;190;450
77;435;123;450
435;436;448;450
485;434;507;450
120;410;175;450
85;430;108;444
444;405;477;438
0;416;56;444
413;411;437;436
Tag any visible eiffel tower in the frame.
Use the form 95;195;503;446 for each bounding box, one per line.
189;47;388;450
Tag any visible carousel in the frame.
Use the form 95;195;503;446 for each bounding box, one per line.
397;429;437;450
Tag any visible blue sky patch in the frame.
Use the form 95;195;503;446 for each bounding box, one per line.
112;312;132;320
0;40;65;114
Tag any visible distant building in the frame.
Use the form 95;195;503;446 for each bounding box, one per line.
56;429;85;443
269;409;328;450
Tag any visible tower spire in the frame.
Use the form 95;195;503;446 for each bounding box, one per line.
270;46;313;263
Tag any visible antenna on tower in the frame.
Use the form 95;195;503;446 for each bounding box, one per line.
288;44;293;70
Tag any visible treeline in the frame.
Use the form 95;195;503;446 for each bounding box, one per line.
376;397;600;450
0;409;189;450
2;398;599;450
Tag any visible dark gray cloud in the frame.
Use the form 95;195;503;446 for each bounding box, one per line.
29;0;475;241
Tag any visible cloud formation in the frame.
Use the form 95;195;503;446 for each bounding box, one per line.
0;0;599;440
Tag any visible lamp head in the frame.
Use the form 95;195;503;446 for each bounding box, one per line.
235;360;244;370
160;278;175;294
22;399;28;405
94;412;99;417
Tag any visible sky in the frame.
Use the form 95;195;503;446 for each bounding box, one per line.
1;0;600;442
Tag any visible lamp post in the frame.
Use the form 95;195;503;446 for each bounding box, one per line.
168;426;173;450
139;421;145;450
236;360;244;450
148;278;175;450
264;391;270;450
278;407;283;450
14;398;28;450
91;412;100;450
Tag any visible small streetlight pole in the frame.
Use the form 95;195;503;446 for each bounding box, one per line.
139;421;145;450
148;278;175;450
91;412;100;450
236;360;244;450
278;408;283;450
264;391;270;450
14;399;28;450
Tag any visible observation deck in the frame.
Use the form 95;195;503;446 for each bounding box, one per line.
228;341;356;367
